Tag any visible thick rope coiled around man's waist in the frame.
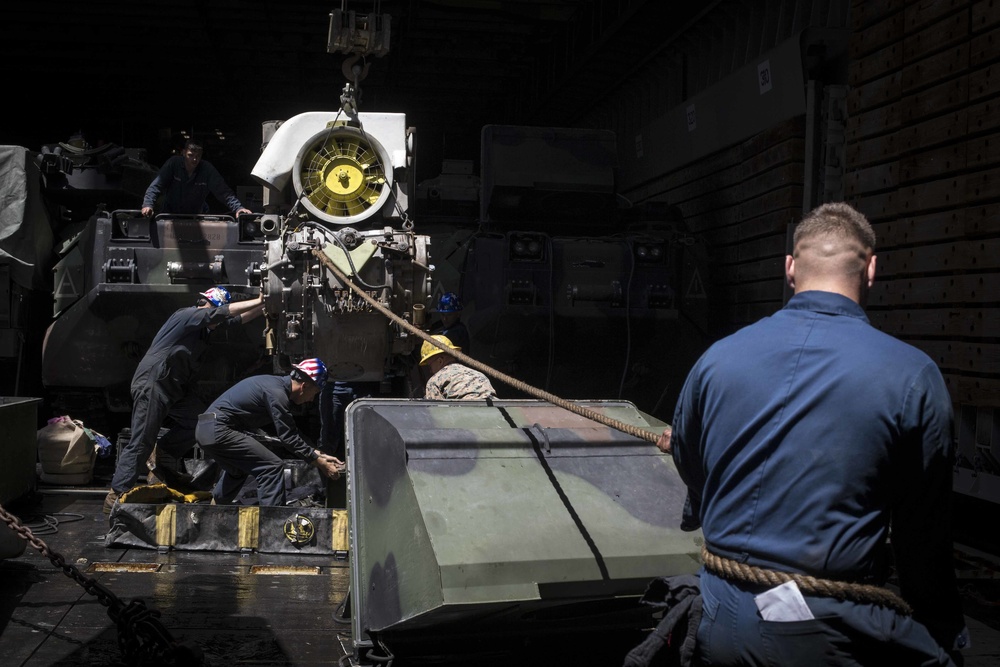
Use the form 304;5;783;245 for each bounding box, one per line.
700;545;913;616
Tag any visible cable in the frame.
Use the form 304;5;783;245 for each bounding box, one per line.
333;587;351;625
291;220;392;292
367;638;395;665
313;248;662;444
545;235;555;392
651;381;672;416
617;238;636;399
325;230;392;292
21;512;86;536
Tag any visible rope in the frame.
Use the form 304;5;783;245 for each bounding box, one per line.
311;248;662;444
700;545;913;615
316;246;913;617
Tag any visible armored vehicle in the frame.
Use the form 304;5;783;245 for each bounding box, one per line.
38;103;432;427
439;125;713;420
35;136;264;424
41;208;268;419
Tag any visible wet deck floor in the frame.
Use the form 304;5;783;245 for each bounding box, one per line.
2;490;353;666
3;488;1000;666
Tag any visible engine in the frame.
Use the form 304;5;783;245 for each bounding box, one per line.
250;110;433;386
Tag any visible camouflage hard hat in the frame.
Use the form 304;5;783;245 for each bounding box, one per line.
200;286;232;306
420;335;460;366
436;292;463;313
291;358;328;389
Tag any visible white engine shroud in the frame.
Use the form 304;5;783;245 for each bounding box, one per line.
252;111;411;226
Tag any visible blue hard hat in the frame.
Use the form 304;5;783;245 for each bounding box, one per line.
436;292;463;313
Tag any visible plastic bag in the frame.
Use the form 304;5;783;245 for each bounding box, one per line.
91;430;113;458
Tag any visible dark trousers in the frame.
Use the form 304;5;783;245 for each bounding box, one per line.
696;569;957;666
112;366;191;494
319;381;357;458
199;420;286;506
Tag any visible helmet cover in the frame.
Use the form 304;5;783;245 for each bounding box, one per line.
199;286;232;306
292;358;328;389
436;292;463;313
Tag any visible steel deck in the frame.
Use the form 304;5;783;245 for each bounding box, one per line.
3;484;1000;665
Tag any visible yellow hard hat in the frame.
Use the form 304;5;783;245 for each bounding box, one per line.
419;335;460;366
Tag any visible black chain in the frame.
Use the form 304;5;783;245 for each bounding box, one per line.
0;502;204;666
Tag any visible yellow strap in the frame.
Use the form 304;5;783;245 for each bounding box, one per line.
238;506;260;550
155;504;176;546
332;509;349;552
182;491;213;503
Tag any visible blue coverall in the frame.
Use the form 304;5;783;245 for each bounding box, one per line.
142;155;245;215
111;304;239;495
671;290;967;666
197;374;319;506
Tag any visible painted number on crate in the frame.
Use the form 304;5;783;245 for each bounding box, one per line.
758;60;773;94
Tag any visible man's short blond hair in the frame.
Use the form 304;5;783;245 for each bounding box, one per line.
793;202;876;251
792;203;875;278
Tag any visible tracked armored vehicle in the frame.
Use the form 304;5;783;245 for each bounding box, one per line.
39;106;431;426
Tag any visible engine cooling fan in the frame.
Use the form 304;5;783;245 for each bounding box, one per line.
292;125;393;225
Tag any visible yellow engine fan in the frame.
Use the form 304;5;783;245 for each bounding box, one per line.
292;125;393;225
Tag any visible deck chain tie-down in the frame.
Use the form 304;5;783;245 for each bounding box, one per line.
0;503;204;665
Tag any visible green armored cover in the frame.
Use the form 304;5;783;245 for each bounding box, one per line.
347;398;700;651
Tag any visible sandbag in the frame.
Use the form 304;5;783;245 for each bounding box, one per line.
36;416;104;484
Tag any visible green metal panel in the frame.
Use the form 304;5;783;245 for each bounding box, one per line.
347;398;700;654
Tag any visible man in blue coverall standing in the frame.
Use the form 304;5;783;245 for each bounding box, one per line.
660;202;968;665
105;287;265;512
195;358;345;506
141;139;252;217
429;292;471;353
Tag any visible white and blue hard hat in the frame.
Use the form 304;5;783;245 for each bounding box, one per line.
199;286;232;306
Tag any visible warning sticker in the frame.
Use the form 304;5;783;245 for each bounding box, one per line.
686;269;706;299
55;268;79;298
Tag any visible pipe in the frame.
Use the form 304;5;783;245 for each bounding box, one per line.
40;487;110;497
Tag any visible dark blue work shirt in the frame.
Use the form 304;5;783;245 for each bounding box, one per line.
142;156;244;214
206;374;317;462
671;290;964;647
131;304;237;388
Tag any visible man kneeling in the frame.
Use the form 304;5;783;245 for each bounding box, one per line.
196;359;345;506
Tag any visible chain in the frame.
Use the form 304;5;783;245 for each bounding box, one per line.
312;248;662;444
0;502;204;666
